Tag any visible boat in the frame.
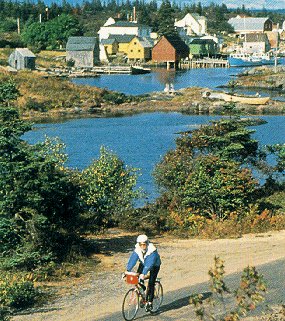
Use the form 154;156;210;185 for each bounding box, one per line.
203;91;270;105
228;52;277;67
222;93;270;105
131;66;151;74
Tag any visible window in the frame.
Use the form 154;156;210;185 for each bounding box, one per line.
138;50;141;52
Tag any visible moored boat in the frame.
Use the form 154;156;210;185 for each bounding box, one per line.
228;52;276;67
131;66;151;74
203;91;270;105
222;93;270;105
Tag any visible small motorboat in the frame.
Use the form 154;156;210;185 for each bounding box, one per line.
131;66;151;74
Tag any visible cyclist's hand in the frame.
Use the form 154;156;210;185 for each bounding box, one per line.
121;272;126;280
139;274;145;282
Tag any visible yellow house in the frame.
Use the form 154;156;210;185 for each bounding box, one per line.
106;34;135;54
127;37;152;62
101;38;118;55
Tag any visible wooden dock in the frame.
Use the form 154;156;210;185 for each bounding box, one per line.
181;58;229;69
91;66;132;74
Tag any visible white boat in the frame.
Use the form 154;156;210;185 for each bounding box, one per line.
228;52;276;67
203;91;270;105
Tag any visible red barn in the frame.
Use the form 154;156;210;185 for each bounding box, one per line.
152;35;189;69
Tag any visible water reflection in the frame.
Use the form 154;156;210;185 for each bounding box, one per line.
71;67;243;95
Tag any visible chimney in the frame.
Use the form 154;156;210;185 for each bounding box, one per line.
133;6;136;22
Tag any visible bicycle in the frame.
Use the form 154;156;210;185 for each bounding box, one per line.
122;271;163;321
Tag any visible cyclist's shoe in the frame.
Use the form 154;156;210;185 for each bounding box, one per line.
145;302;153;312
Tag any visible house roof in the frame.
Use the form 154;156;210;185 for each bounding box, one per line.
108;34;135;43
164;35;189;53
135;37;153;48
101;38;117;45
190;38;216;45
66;37;97;51
228;17;270;32
15;48;36;57
244;33;268;42
108;21;150;29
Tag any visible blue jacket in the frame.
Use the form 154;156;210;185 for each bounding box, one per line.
127;242;161;275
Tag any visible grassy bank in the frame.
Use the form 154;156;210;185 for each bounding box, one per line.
1;48;285;122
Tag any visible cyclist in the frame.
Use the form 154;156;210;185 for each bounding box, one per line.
126;234;161;311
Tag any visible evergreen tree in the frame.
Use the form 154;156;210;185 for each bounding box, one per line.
156;0;176;36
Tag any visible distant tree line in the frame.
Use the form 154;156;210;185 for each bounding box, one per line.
0;0;284;49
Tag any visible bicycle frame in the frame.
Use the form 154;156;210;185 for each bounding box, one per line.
122;276;163;321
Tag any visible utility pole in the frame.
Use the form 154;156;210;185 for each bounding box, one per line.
45;7;49;20
17;18;20;34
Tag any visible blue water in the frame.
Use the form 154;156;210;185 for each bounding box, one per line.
23;113;285;203
71;61;285;96
72;67;245;95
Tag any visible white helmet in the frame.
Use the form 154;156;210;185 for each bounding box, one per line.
136;234;148;243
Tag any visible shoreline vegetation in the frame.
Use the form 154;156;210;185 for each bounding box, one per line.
1;50;285;122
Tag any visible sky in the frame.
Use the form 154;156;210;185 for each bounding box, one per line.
43;0;284;9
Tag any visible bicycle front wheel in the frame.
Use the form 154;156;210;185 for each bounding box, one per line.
150;281;163;314
122;288;139;321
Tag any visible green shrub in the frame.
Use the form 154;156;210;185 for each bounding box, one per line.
25;98;48;112
1;248;53;271
0;218;21;255
6;280;38;309
80;146;142;231
0;273;39;310
101;90;131;105
66;59;75;67
0;305;11;321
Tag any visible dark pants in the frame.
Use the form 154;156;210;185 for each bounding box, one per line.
137;263;160;302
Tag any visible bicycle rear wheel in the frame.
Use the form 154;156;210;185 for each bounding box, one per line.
150;281;163;314
122;288;139;321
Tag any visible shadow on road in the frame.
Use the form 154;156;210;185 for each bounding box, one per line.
132;291;212;320
158;291;212;314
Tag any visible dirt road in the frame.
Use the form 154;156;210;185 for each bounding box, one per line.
12;230;285;321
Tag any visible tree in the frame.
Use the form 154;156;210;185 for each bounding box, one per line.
0;80;82;267
180;155;257;219
80;146;141;231
153;117;263;220
22;13;81;50
0;79;20;105
156;0;177;36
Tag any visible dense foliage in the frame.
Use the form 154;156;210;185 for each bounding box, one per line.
0;105;83;268
0;0;284;48
21;14;82;50
153;115;285;230
0;80;141;269
80;146;141;231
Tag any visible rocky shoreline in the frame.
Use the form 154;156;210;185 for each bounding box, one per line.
21;85;285;123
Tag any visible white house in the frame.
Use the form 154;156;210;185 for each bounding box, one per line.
98;19;151;41
174;13;207;37
242;33;271;54
228;16;273;35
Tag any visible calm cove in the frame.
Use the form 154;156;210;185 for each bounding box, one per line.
23;113;285;203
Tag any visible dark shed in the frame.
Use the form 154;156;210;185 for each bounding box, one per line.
66;37;99;67
8;48;36;70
